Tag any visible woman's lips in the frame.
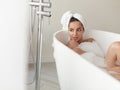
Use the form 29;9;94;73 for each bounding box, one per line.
73;37;78;40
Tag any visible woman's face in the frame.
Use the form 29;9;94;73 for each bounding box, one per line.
68;21;84;43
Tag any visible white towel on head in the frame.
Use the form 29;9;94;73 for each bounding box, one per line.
61;11;73;30
61;11;86;30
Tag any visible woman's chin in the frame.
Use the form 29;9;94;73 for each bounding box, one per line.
73;39;78;42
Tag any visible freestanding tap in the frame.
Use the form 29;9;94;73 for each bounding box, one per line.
29;0;51;90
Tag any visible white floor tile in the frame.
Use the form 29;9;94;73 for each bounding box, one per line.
26;62;60;90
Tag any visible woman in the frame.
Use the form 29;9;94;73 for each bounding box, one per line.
67;16;94;54
61;11;103;57
61;11;120;79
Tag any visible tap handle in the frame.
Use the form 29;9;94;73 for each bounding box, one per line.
37;11;51;17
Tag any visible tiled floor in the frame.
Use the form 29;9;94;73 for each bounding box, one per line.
26;62;60;90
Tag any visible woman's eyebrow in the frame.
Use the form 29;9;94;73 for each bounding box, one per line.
77;27;82;29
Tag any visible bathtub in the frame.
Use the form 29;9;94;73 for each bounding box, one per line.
53;29;120;90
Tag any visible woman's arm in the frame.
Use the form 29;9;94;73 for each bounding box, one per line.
67;40;79;49
67;40;86;54
73;47;86;54
83;38;95;42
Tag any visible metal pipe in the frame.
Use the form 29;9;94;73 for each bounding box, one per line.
27;6;37;85
35;0;43;90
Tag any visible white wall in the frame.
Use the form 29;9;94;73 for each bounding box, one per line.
41;0;120;62
0;0;29;90
50;0;120;33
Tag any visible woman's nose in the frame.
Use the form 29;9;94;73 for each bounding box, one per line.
73;31;77;35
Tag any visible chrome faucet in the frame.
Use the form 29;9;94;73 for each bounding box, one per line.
29;1;51;17
29;0;51;90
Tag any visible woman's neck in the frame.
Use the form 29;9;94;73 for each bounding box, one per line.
78;39;83;44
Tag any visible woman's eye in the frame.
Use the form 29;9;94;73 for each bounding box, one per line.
69;29;73;32
77;29;81;32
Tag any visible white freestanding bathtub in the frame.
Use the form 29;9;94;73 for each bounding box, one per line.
53;30;120;90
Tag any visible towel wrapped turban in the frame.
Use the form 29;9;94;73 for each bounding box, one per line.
61;11;86;30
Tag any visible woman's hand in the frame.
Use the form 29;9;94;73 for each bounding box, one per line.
83;38;94;42
67;40;79;49
67;40;85;54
